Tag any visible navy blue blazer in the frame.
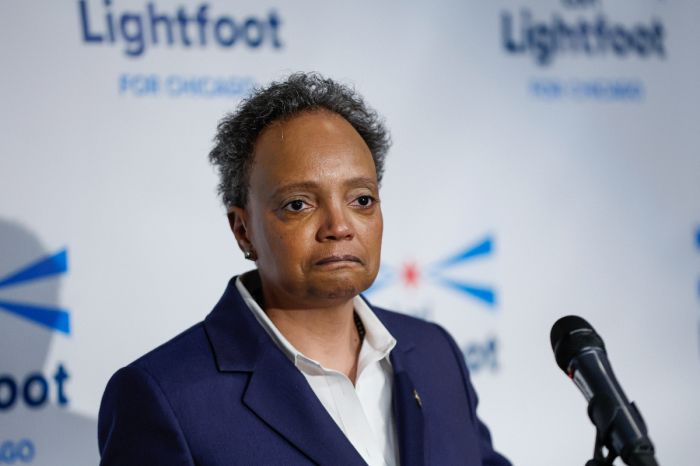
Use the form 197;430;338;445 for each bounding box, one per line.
98;277;511;466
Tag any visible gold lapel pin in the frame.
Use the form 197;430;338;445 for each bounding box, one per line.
413;389;422;408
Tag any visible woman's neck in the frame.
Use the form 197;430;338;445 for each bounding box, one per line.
243;271;362;383
265;301;361;382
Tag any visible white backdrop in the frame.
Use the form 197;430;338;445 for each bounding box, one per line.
1;0;699;465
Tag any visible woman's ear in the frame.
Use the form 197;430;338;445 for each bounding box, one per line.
227;206;253;255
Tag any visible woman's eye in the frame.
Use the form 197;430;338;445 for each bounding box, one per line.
284;200;309;212
353;196;375;207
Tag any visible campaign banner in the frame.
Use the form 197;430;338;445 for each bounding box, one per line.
1;1;698;465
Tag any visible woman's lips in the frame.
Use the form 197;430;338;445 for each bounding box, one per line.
315;255;362;266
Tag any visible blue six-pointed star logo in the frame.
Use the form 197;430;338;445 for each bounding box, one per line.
366;236;496;308
0;249;70;334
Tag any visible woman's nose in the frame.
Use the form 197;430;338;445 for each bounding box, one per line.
317;203;353;241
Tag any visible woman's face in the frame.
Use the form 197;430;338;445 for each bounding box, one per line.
239;111;383;309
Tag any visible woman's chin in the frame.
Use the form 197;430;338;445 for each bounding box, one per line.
305;273;371;301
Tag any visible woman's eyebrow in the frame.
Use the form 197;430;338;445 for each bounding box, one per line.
270;177;378;201
345;177;378;190
271;181;321;199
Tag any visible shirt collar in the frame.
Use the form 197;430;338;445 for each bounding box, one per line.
235;272;396;371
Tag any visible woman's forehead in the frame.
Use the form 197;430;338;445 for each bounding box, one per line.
249;112;377;192
258;111;363;150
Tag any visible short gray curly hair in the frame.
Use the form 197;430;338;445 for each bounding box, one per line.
209;72;391;208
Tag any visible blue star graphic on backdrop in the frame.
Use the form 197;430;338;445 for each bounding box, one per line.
366;236;496;308
0;249;70;333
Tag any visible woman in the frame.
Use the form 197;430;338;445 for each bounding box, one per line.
98;73;510;466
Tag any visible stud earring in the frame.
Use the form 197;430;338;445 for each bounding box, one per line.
244;251;254;260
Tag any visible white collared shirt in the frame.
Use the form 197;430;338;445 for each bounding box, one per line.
236;276;399;466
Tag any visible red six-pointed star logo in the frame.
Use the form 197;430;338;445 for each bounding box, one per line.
401;261;420;288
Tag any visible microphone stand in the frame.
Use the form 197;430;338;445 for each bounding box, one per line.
585;430;617;466
584;395;659;466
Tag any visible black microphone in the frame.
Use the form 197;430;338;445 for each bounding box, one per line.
550;316;659;466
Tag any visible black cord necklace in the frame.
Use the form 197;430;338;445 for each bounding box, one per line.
353;311;366;342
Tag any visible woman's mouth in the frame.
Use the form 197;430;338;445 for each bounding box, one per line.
315;255;362;266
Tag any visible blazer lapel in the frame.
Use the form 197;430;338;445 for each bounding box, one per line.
367;299;426;466
204;277;366;466
243;345;367;466
390;348;426;466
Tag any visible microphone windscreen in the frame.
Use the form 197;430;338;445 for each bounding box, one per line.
550;315;606;372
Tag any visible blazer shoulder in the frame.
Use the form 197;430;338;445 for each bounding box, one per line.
127;321;215;381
